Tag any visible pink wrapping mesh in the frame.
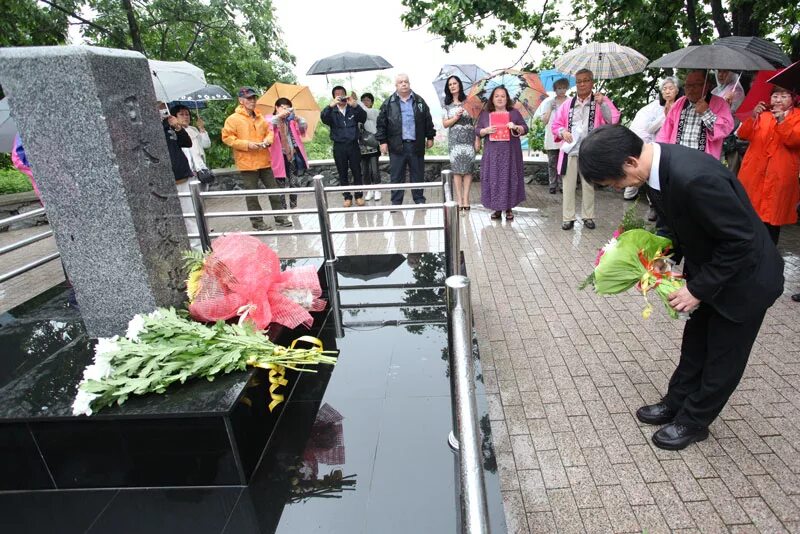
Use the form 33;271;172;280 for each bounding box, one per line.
301;403;345;475
188;234;325;329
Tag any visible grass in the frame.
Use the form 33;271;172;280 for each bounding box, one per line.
0;168;34;195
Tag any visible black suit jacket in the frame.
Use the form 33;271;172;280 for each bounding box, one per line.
375;92;436;156
653;143;784;323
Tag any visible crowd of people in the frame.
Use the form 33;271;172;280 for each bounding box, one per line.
154;67;799;251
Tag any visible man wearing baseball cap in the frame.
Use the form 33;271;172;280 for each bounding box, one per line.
222;86;291;230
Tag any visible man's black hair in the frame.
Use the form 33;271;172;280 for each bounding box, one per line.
169;104;190;116
578;125;644;184
274;97;292;108
360;92;375;102
331;85;347;97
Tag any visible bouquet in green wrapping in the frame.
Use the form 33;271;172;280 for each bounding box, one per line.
581;228;686;319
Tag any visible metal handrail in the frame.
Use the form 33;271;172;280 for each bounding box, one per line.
0;230;53;255
0;207;46;229
176;181;444;198
447;276;491;534
0;251;61;284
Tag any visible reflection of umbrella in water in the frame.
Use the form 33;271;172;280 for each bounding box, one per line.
336;254;406;281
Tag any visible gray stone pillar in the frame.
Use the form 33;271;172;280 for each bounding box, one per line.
0;46;189;337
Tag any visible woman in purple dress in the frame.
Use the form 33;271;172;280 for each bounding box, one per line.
475;86;528;221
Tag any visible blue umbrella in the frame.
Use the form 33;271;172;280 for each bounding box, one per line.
538;69;576;92
432;64;490;106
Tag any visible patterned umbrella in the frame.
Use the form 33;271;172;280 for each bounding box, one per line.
256;82;320;141
432;64;490;107
171;84;232;109
463;69;548;120
555;42;648;79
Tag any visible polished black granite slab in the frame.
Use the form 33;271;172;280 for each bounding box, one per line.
0;253;507;533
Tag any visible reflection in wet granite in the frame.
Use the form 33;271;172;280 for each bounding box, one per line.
0;253;506;533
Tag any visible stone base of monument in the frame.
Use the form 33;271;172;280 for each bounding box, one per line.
0;253;509;533
0;258;328;491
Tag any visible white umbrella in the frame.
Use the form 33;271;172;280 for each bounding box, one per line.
0;98;17;153
555;42;648;79
148;59;207;103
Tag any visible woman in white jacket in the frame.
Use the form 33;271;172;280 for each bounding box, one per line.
624;77;681;208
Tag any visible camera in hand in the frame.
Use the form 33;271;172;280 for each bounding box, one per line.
337;96;347;102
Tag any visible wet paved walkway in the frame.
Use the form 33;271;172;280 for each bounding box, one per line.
1;181;799;533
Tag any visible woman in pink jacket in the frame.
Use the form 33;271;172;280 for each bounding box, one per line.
268;97;309;210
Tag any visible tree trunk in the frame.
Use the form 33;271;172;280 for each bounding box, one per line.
709;0;731;38
120;0;144;52
731;0;760;36
684;0;701;44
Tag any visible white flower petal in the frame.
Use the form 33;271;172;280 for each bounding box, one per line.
72;389;98;416
125;314;146;342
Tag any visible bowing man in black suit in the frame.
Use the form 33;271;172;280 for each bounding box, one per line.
577;124;784;450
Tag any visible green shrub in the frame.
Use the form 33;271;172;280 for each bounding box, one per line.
0;168;34;194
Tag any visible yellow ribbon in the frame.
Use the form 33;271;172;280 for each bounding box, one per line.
245;335;325;412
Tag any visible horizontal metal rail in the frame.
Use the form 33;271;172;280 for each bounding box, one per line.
182;202;446;219
0;251;61;284
177;181;444;198
329;224;442;235
0;230;54;255
0;208;46;229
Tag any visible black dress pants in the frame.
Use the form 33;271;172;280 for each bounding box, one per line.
663;302;766;428
332;141;362;200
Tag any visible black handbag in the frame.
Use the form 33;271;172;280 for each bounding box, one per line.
359;125;379;149
195;168;216;184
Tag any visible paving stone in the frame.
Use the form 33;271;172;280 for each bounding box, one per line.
499;379;524;406
559;388;588;417
510;434;540;471
764;435;800;474
568;415;602;449
596;427;634;465
502;490;531;534
552;431;587;467
518;469;550;513
565;466;603;509
632;504;671;534
497;450;521;491
536;449;569;489
543;402;573;434
649;481;697;530
577;507;613;533
506;405;531;436
661;459;708;502
597;484;641;533
707;455;759;498
526;511;555;534
747;474;800;523
698;477;751;525
611;412;649;446
547;488;584;534
583;447;620;487
597;386;628;414
739;496;789;534
755;453;800;496
684;500;730;534
527;418;556;452
615;462;655;506
718;437;769;476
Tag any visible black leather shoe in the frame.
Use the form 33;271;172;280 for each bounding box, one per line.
583;218;596;229
636;402;676;425
562;220;574;230
652;422;709;450
792;293;800;302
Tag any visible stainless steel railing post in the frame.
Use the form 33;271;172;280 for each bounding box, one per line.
189;180;212;252
313;175;344;338
443;200;460;278
441;169;454;203
446;275;490;534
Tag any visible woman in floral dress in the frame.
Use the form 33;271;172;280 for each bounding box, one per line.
442;76;476;210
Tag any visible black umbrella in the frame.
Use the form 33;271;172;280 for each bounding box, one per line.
767;60;800;93
713;37;791;68
336;254;406;281
307;52;392;76
649;45;774;71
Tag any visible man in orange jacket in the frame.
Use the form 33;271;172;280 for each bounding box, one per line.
222;87;292;230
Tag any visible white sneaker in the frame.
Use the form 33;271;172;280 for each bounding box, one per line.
374;190;382;201
365;190;374;201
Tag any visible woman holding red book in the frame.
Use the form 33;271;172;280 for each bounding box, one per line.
475;86;529;220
